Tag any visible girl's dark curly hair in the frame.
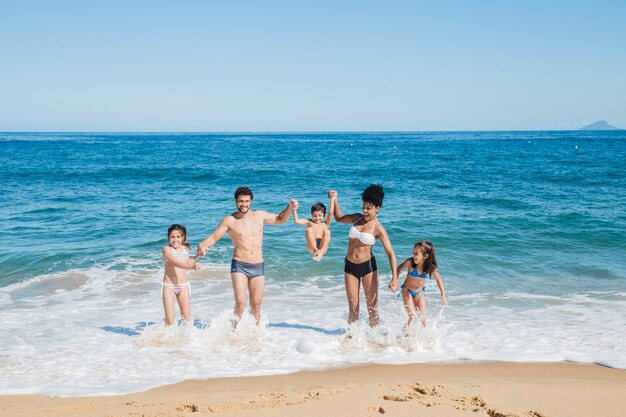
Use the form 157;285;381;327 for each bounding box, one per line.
361;183;384;207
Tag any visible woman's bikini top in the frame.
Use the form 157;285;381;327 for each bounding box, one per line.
348;217;376;246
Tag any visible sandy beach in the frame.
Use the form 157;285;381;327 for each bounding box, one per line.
2;362;625;417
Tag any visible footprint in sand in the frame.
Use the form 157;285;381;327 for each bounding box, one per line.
366;406;386;414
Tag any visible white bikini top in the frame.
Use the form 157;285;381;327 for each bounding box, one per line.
349;218;376;246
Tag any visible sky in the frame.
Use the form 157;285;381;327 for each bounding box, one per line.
1;1;625;132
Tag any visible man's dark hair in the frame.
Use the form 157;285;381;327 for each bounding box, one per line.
234;186;254;200
361;183;384;207
311;202;327;215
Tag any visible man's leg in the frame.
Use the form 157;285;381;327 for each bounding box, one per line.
248;275;265;325
231;272;249;324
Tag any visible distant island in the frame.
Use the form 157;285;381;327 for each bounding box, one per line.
579;120;623;130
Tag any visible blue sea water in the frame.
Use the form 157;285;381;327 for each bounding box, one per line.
1;131;625;396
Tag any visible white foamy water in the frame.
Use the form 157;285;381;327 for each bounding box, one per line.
1;262;625;396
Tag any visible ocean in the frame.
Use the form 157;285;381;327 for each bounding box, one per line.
1;131;625;396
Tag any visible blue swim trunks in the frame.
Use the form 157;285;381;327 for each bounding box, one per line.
231;259;265;278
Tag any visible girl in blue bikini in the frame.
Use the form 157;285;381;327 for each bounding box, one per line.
397;240;447;326
162;224;202;326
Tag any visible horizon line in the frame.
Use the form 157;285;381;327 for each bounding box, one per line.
2;128;624;134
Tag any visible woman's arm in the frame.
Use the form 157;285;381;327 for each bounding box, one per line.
432;269;448;305
329;190;361;224
325;197;335;226
396;257;411;277
377;224;399;291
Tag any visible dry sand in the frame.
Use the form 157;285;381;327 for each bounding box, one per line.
2;362;625;417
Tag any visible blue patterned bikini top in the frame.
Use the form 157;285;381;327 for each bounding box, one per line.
409;268;428;279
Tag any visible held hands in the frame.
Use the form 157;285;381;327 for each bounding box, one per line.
388;278;399;293
328;190;337;200
197;243;208;257
290;198;299;210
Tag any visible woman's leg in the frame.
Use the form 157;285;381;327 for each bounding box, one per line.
361;271;379;327
344;272;361;323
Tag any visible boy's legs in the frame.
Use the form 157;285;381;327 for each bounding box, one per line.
313;228;331;261
305;227;318;254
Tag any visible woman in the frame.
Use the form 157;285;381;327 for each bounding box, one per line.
330;184;398;326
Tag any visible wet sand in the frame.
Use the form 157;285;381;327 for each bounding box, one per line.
2;362;625;417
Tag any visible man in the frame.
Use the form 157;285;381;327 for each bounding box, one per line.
197;186;292;325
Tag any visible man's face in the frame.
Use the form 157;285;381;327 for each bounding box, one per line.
236;195;252;213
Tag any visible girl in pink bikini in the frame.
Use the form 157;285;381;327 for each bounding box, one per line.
162;224;201;326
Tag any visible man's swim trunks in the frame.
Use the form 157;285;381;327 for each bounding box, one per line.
231;259;265;278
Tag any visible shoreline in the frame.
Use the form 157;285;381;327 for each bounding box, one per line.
3;362;625;417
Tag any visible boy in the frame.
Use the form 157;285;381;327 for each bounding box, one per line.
291;198;334;261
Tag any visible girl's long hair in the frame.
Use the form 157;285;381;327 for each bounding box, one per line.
411;240;437;276
167;224;191;249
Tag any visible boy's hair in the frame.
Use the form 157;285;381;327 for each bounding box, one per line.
234;186;254;200
412;240;438;276
310;202;327;215
361;183;384;207
167;224;191;249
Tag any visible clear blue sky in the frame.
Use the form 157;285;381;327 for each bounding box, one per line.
1;1;625;131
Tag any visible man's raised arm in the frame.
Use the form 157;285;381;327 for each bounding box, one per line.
264;201;293;224
197;217;231;256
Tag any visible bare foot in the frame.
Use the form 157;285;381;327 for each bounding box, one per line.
312;251;324;261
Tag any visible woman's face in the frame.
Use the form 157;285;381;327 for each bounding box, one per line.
361;201;379;220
